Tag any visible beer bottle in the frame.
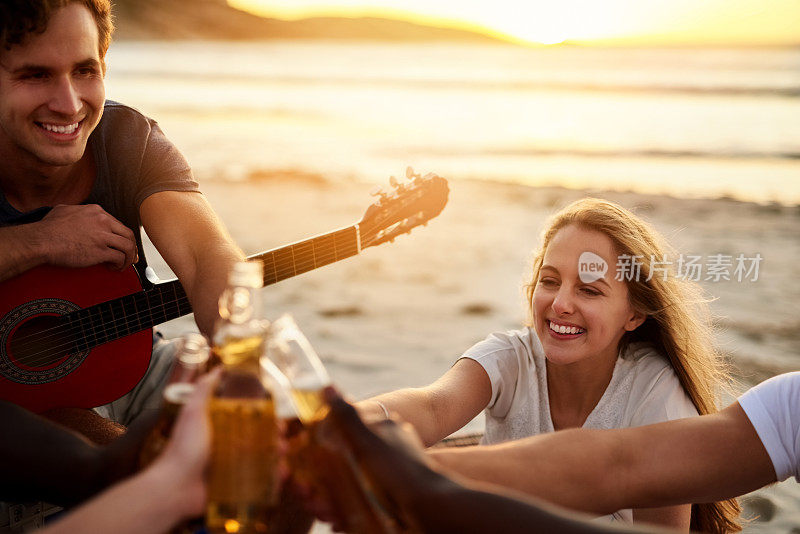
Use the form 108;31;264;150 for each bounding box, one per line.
139;333;210;468
267;315;404;534
206;261;279;534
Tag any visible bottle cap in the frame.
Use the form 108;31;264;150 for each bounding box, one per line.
177;333;210;366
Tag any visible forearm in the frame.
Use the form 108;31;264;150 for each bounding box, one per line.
42;463;189;534
184;242;244;337
0;223;48;282
419;476;661;534
358;389;447;447
0;402;107;505
427;428;625;515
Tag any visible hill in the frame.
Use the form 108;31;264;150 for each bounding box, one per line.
113;0;509;44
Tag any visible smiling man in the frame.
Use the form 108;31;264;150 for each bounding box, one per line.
0;1;246;527
0;1;244;423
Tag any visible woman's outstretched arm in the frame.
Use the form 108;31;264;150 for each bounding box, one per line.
357;358;491;446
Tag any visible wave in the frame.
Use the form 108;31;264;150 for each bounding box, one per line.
109;70;800;99
406;146;800;162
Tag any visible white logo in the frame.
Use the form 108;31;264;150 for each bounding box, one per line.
579;252;607;283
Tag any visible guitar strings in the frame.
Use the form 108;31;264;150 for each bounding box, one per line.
6;182;445;369
6;217;407;368
8;297;192;369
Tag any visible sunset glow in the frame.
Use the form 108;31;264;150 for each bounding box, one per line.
228;0;800;46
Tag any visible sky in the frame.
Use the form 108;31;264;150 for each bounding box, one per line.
228;0;800;46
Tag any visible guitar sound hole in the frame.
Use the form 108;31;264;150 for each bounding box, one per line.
8;315;73;370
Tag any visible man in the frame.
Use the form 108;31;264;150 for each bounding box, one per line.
0;0;244;425
0;0;243;526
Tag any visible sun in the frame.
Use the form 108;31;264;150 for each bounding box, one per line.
228;0;800;47
483;2;647;45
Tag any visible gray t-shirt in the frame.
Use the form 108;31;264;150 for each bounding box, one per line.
0;100;200;276
461;328;699;522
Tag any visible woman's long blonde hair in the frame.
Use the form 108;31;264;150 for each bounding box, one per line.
525;198;740;533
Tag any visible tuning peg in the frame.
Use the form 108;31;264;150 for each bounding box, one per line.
389;176;399;188
406;166;416;179
370;186;384;197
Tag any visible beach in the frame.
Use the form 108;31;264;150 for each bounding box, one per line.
112;38;800;532
148;172;800;532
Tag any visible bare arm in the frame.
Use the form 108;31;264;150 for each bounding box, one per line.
0;205;138;282
357;358;492;447
140;191;245;338
325;388;671;534
428;403;776;514
41;370;217;534
0;401;156;506
41;461;191;534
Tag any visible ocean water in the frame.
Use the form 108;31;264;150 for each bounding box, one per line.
104;41;800;204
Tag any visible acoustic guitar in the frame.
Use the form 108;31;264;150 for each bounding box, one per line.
0;170;449;413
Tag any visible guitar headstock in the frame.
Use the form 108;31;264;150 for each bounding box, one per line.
359;167;449;249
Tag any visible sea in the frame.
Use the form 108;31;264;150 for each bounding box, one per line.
104;41;800;205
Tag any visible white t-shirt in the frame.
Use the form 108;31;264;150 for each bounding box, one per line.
738;372;800;483
460;328;699;522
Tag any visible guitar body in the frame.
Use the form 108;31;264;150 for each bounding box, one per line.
0;264;152;413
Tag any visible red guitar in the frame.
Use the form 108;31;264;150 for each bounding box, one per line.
0;170;448;413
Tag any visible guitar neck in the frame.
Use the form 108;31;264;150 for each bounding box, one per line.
251;224;360;287
70;225;362;351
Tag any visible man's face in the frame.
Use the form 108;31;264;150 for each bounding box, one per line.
0;3;105;169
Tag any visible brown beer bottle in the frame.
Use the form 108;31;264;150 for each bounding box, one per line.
267;315;405;534
139;333;210;468
206;262;280;534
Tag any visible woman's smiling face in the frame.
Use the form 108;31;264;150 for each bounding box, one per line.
532;224;645;367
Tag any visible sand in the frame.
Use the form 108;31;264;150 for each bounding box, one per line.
146;172;800;532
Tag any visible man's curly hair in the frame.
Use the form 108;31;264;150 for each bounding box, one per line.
0;0;113;56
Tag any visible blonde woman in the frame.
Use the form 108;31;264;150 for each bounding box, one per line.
360;198;739;532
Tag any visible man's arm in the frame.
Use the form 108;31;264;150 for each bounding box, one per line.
0;401;157;505
428;403;777;515
323;389;670;534
41;370;217;534
0;205;138;282
140;191;245;337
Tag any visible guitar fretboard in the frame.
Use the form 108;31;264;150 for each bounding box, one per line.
255;225;359;286
65;225;360;352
